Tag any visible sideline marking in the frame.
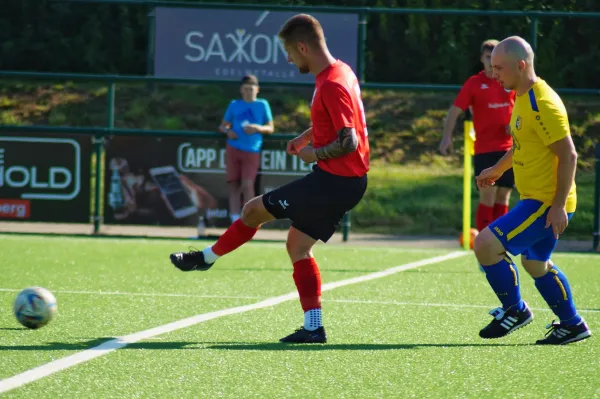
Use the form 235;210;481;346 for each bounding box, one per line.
0;251;467;394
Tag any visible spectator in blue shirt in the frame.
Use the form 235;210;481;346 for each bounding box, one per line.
219;74;274;224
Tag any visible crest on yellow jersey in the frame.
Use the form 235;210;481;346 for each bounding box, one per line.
515;116;522;130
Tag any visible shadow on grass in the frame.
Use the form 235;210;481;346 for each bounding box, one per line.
204;342;536;351
0;338;536;351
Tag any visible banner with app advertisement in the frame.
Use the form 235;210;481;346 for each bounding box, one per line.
0;133;92;222
153;8;358;83
103;135;314;228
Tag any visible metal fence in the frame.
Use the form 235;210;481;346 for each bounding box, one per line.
2;1;600;244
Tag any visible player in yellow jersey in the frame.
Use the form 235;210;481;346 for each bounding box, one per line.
474;36;591;345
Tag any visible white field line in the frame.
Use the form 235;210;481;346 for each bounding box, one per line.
0;251;467;394
2;288;597;315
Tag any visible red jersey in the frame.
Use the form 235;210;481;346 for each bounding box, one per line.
311;60;370;177
454;71;515;154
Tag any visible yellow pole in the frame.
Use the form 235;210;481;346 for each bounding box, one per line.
462;118;475;250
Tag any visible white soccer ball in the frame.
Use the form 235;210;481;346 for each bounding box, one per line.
13;287;57;329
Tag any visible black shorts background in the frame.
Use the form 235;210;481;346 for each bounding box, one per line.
474;150;515;189
262;166;367;242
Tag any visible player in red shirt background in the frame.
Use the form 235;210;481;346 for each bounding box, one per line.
169;14;369;344
440;39;516;233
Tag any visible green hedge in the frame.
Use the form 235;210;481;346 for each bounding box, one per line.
1;0;599;88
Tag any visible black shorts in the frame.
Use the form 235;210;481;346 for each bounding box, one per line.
474;150;515;189
262;166;368;242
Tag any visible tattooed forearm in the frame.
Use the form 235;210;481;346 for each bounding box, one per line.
315;127;358;160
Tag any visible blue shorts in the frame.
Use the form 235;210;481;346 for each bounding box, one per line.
489;199;574;261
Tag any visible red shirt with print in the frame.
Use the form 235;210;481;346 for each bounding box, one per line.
453;71;515;154
310;60;370;177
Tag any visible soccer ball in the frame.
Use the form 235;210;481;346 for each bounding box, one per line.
458;228;479;249
13;287;57;329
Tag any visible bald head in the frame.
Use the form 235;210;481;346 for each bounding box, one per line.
490;36;537;93
495;36;534;66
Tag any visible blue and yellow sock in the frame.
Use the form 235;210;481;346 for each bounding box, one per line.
534;265;581;326
482;255;525;311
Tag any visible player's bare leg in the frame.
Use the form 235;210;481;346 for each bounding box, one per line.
479;186;497;208
495;187;511;205
473;186;499;271
238;196;275;228
279;227;327;344
473;228;505;265
476;186;496;232
521;255;591;345
169;196;275;271
474;229;533;339
520;255;550;278
493;187;511;221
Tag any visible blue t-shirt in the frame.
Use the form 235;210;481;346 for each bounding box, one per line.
223;98;273;153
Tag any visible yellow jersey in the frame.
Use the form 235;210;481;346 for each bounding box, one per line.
509;78;577;212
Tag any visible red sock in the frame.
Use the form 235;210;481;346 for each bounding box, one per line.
211;219;258;256
476;204;494;232
493;203;509;221
293;258;322;312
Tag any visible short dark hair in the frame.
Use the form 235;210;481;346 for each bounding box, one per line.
241;74;259;86
278;14;324;46
480;39;499;55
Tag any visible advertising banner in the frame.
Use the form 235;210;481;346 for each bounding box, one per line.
103;136;313;228
153;8;358;83
0;134;91;223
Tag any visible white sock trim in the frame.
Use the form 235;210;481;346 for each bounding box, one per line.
202;247;219;264
304;308;322;331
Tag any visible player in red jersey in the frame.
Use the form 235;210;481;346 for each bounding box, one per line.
440;39;516;232
169;14;369;344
